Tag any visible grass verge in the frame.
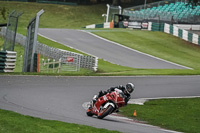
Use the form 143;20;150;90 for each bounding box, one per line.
0;1;106;33
120;98;200;133
1;35;200;75
1;2;200;133
1;98;200;133
0;109;120;133
92;29;200;70
1;2;200;75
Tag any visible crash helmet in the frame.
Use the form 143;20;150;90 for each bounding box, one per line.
125;83;135;94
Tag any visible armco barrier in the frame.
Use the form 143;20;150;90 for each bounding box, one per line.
148;23;200;46
148;22;152;31
178;29;182;38
85;22;113;29
148;22;164;32
164;23;200;46
170;25;173;35
188;32;193;43
182;30;188;41
199;37;200;44
173;26;179;37
0;27;98;71
0;51;17;72
193;34;199;44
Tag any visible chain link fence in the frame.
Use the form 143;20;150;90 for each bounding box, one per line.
3;10;23;51
22;9;44;72
0;27;98;71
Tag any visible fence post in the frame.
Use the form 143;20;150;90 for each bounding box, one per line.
1;27;99;71
53;59;55;73
22;9;44;72
58;58;61;73
37;53;39;72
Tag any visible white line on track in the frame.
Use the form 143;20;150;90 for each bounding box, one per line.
82;30;193;70
129;96;200;105
108;114;183;133
39;30;192;69
82;101;184;133
38;33;98;58
83;95;200;133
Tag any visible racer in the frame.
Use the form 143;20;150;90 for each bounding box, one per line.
92;83;135;106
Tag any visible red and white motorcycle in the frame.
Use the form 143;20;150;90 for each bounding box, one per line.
86;89;126;119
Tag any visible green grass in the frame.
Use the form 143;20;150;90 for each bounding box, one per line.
0;1;106;34
97;58;200;75
0;36;95;74
120;98;200;133
0;109;120;133
93;29;200;70
37;36;87;55
1;1;200;75
12;43;24;72
2;30;200;75
1;2;200;133
1;97;200;133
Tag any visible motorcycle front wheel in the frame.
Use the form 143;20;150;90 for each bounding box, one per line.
86;108;93;117
97;105;114;119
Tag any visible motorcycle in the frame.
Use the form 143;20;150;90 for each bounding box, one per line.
86;89;126;119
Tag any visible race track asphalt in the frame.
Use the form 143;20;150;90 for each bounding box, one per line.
1;75;200;133
0;28;197;133
38;29;191;69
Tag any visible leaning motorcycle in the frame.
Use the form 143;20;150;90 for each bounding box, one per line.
86;89;125;119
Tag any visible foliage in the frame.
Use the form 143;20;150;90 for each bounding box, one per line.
0;7;7;21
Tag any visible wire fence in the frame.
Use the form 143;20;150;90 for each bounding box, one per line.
0;27;98;71
3;10;23;51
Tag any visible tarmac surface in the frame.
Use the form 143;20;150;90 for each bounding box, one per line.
38;28;191;69
1;75;200;133
0;28;198;132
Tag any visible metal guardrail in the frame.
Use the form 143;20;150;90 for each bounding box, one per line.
40;55;80;73
147;22;200;45
0;27;98;71
164;23;200;45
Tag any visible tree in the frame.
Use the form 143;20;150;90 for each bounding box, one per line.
112;0;119;5
0;7;7;20
193;0;199;5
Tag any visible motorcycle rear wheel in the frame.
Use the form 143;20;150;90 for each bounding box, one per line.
97;105;114;119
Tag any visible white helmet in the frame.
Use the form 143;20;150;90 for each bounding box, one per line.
125;83;135;94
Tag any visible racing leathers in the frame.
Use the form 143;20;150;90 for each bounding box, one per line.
97;85;131;105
